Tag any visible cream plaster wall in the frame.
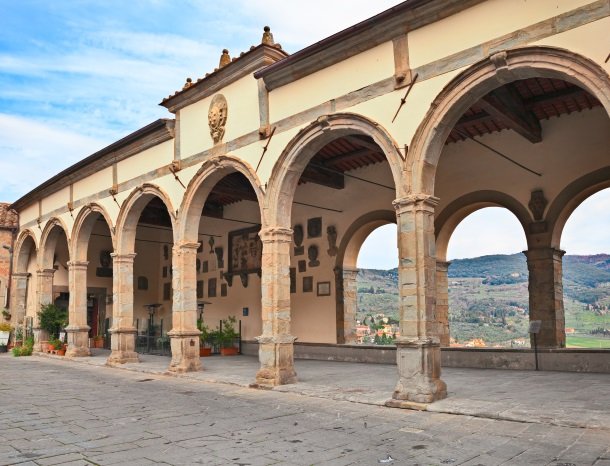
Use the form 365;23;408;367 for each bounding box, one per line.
73;167;113;201
41;187;70;216
117;140;173;184
408;0;595;69
20;204;39;227
436;107;610;218
179;76;260;159
269;42;395;124
535;16;610;73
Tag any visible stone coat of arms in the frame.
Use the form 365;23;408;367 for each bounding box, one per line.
208;94;228;144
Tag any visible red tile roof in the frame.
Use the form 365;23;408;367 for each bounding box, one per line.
0;203;18;229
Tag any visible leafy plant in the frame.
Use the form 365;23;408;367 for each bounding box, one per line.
197;319;212;346
12;336;34;357
0;322;12;332
49;338;64;350
38;304;68;339
218;316;239;348
1;308;10;320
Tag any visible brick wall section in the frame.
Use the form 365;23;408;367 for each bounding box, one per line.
0;203;18;310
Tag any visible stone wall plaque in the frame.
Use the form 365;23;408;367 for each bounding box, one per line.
208;94;228;144
228;225;262;275
326;225;338;256
293;224;304;256
290;268;296;294
303;276;313;293
298;260;306;273
137;276;148;290
308;245;320;267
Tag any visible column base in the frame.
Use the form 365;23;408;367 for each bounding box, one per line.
254;335;297;387
65;325;91;357
168;330;202;373
392;338;447;404
106;327;139;365
33;328;48;352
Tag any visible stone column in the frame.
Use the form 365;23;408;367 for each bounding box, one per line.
10;272;30;325
107;253;139;364
168;242;201;373
34;268;55;351
65;261;91;357
436;261;451;347
255;227;297;386
389;195;447;405
342;267;359;344
524;247;566;348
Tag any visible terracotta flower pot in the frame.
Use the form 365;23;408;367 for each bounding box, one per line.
220;347;238;356
93;338;104;348
56;348;66;356
200;347;212;357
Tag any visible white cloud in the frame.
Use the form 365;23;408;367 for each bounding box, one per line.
0;114;105;202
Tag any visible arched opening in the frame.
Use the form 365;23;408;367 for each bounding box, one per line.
285;128;400;346
443;207;529;348
560;189;610;349
12;232;37;331
353;223;398;345
38;222;70;346
72;206;115;351
182;166;263;357
417;48;610;349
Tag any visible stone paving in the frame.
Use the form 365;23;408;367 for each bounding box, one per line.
0;353;609;465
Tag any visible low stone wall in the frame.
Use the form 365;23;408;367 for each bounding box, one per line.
241;341;610;373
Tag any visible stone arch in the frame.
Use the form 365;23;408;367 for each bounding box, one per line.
115;183;177;254
548;167;610;249
435;191;532;261
334;210;396;344
39;217;71;269
72;203;116;262
178;155;266;243
408;46;610;195
266;113;405;228
336;210;397;270
14;229;38;273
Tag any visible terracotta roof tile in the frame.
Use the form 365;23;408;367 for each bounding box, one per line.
0;203;18;229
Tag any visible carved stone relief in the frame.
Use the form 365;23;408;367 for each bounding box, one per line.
208;94;228;144
308;245;320;267
528;190;548;221
293;224;304;256
326;225;338;256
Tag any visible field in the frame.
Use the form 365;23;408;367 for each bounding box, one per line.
356;253;610;347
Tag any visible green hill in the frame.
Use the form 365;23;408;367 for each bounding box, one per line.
356;253;610;347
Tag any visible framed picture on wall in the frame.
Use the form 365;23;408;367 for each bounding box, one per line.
303;276;313;293
228;225;262;275
317;281;331;296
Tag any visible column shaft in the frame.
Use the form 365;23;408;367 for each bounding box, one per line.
34;269;55;350
107;253;139;364
342;267;359;345
436;261;451;347
168;242;202;373
255;227;297;386
390;195;447;405
524;247;566;348
66;261;91;357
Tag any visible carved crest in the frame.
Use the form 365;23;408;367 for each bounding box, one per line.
208;94;228;144
528;189;548;221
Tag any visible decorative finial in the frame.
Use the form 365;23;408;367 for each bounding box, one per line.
219;49;231;68
182;77;193;90
262;26;274;45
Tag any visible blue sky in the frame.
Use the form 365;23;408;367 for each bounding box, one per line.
1;1;607;267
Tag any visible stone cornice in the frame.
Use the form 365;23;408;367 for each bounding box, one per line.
11;119;175;212
160;44;288;113
254;0;486;91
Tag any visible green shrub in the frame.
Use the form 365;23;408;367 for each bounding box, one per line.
38;304;68;339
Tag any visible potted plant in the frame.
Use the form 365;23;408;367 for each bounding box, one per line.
197;319;212;357
1;308;11;321
12;326;23;348
218;315;239;356
92;335;105;348
0;322;8;353
49;338;65;355
38;303;68;341
12;336;34;357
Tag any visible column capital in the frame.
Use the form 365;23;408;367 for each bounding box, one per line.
342;267;359;280
523;247;565;261
36;268;56;277
256;334;297;345
259;226;293;243
393;194;439;214
436;260;451;271
12;272;31;279
110;252;137;263
67;260;89;269
173;241;199;252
